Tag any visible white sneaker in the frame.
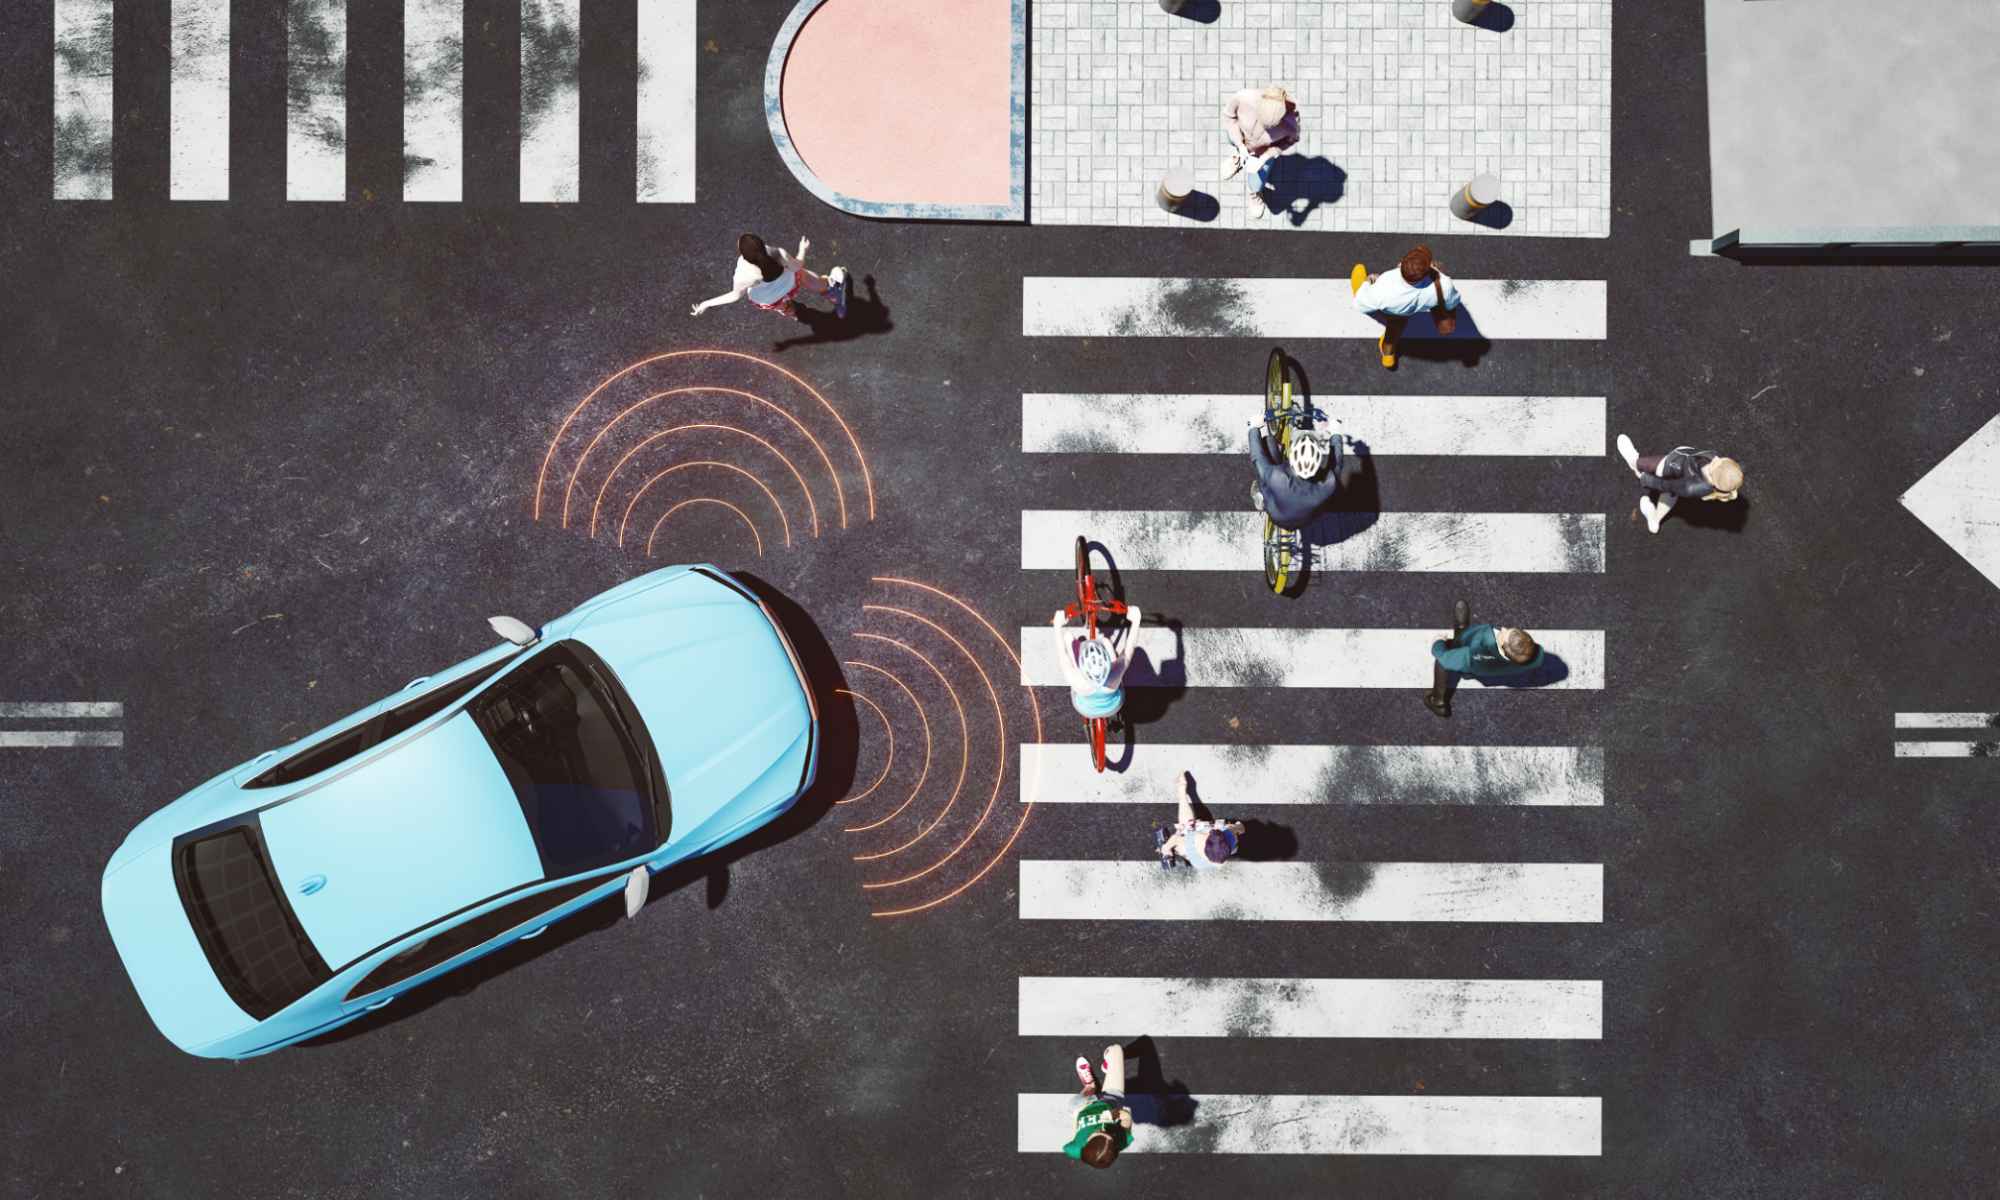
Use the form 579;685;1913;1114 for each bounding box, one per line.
1249;191;1269;220
1615;433;1641;476
1221;153;1244;180
1641;497;1663;534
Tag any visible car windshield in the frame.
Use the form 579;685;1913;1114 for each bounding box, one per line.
470;641;659;878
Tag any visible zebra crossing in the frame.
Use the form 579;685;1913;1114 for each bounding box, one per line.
1015;274;1609;1159
49;0;698;203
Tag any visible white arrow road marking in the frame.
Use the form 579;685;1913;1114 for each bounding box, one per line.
1023;278;1607;340
286;0;347;201
170;0;230;200
1023;394;1606;457
1017;743;1604;806
1894;712;2000;728
1893;742;1998;758
1016;1092;1601;1155
1018;977;1602;1039
0;732;123;748
54;0;116;200
404;0;464;201
1901;414;2000;594
636;0;697;202
1018;626;1605;689
1023;510;1604;574
1019;861;1603;922
519;0;581;202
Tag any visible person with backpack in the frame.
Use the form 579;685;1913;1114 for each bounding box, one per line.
1349;245;1461;369
1614;435;1744;534
1156;770;1246;869
690;232;848;321
1064;1044;1135;1169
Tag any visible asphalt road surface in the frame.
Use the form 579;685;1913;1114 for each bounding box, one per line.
4;2;1998;1196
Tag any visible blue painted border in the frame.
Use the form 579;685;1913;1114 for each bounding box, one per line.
765;0;1026;222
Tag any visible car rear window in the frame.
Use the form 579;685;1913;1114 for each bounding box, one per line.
175;825;331;1020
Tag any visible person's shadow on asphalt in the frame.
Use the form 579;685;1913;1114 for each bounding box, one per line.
773;274;893;352
1116;1035;1200;1129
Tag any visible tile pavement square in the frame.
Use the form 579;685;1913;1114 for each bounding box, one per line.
1029;0;1612;236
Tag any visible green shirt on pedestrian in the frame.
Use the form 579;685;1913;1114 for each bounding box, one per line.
1062;1098;1133;1160
1430;623;1544;677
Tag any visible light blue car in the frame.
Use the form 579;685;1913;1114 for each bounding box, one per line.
101;565;817;1059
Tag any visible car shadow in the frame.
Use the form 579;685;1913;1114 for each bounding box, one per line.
301;574;854;1049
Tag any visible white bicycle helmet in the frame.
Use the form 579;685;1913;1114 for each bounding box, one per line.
1287;433;1328;479
1076;636;1116;686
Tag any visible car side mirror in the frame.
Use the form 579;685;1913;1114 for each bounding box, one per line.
488;615;539;647
623;866;650;919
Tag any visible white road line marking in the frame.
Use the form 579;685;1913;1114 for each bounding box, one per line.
0;732;124;748
1016;1092;1601;1155
1023;510;1605;574
170;0;230;200
1893;742;1999;758
1022;394;1606;457
1019;861;1603;922
1895;712;2000;729
0;702;123;718
286;0;347;201
1017;626;1605;690
404;0;464;202
636;0;697;203
1018;977;1602;1039
1017;744;1604;806
519;0;581;202
1023;278;1608;340
1901;414;2000;594
54;0;116;200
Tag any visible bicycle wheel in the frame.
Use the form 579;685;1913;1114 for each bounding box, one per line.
1073;535;1098;637
1089;717;1108;773
1264;347;1286;415
1263;515;1292;594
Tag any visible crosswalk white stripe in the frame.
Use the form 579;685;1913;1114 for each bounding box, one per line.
1893;742;1998;758
0;732;123;748
1018;626;1605;690
169;0;230;200
1022;394;1606;457
519;0;581;202
635;0;697;203
1024;510;1605;574
286;0;347;201
1016;1092;1600;1155
1020;861;1603;922
53;0;116;200
404;0;463;202
1017;744;1604;806
0;702;123;718
1019;977;1602;1039
1023;278;1608;340
1894;712;1999;729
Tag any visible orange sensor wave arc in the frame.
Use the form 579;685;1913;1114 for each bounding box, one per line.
533;350;874;525
557;385;849;532
644;497;765;559
840;661;932;834
845;632;968;850
589;422;821;541
833;688;894;805
616;461;792;550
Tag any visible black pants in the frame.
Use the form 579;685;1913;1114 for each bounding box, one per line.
1428;615;1471;700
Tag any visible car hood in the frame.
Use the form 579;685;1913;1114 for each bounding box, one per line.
101;841;256;1052
574;576;812;838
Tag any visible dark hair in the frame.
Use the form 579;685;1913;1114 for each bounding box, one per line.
738;233;783;282
1203;829;1234;863
1081;1131;1121;1168
1399;245;1435;284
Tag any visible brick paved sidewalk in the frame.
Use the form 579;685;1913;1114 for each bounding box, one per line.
1030;0;1610;237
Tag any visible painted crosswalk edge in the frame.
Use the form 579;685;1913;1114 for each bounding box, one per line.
0;732;124;748
1894;712;1999;729
1893;742;1999;758
1022;278;1607;340
404;0;464;202
1019;626;1605;690
54;0;116;200
1022;394;1606;457
520;0;581;202
1017;744;1604;806
0;702;123;718
636;0;697;202
1019;861;1604;922
1018;977;1603;1039
170;0;231;200
1016;1093;1601;1155
286;0;348;201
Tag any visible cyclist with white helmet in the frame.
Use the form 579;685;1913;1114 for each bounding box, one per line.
1248;418;1341;530
1050;604;1144;722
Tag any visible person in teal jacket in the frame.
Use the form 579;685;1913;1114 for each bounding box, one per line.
1425;599;1542;718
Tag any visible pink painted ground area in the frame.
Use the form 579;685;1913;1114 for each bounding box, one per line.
781;0;1012;207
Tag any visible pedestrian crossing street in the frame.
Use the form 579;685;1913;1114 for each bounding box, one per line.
1015;275;1608;1158
51;0;696;203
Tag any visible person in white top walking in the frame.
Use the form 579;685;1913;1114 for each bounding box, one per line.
1349;245;1462;370
690;232;848;321
1221;86;1301;221
1155;771;1244;870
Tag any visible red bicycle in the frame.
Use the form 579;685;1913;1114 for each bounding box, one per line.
1063;535;1128;773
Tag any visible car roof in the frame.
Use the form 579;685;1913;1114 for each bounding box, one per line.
257;712;543;970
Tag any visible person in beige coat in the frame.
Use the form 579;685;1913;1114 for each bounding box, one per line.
1222;86;1300;220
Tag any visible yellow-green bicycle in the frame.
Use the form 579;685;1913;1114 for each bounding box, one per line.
1262;348;1312;595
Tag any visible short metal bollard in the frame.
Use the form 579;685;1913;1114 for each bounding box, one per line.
1451;0;1490;24
1157;167;1195;214
1450;173;1501;220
